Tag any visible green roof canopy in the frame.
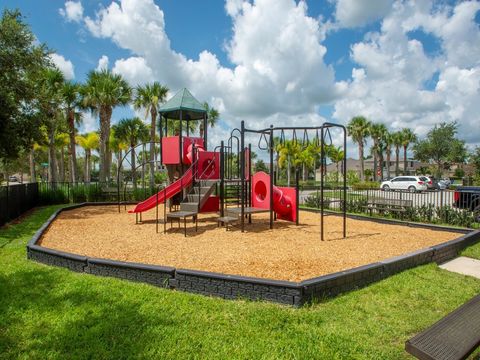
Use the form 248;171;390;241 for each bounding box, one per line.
159;88;206;120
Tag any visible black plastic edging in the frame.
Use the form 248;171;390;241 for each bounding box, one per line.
26;203;480;306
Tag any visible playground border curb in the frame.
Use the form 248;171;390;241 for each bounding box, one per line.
27;203;480;307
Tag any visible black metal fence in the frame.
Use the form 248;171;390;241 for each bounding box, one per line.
301;188;479;228
0;183;39;226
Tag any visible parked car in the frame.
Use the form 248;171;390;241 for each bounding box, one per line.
8;176;18;182
380;176;428;192
453;186;480;221
421;176;434;190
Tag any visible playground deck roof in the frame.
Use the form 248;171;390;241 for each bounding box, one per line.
159;88;206;120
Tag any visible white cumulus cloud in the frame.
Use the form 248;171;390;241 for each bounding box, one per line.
59;1;84;23
50;53;75;80
96;55;109;71
335;0;393;28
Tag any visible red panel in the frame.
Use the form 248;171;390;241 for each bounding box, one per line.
251;171;296;222
200;196;219;213
197;151;220;180
162;136;180;164
252;171;270;209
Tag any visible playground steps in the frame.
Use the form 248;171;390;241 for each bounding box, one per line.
179;180;217;213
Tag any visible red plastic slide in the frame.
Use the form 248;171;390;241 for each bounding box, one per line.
251;172;297;222
128;166;194;214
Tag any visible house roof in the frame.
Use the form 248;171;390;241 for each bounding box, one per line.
159;88;206;120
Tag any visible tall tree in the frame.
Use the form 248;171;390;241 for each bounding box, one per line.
383;131;393;179
347;116;371;182
81;70;131;183
400;128;417;175
369;123;387;181
0;9;50;161
470;146;480;177
278;140;300;186
55;133;69;182
38;68;65;183
110;125;129;184
328;146;345;184
61;81;82;182
412;122;467;177
115;118;149;190
76;132;99;182
392;131;403;176
201;102;220;138
133;82;169;190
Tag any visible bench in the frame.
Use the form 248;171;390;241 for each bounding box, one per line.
405;294;480;360
363;198;413;217
166;211;198;237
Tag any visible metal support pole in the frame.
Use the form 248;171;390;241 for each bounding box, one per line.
269;125;274;229
156;190;159;233
343;126;347;238
220;141;225;217
248;143;252;224
240;121;245;232
159;115;163;166
295;168;300;226
203;114;208;150
320;127;325;241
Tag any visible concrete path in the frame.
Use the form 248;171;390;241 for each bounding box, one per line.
440;256;480;279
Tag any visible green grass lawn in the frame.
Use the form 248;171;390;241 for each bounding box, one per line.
461;240;480;260
1;206;480;359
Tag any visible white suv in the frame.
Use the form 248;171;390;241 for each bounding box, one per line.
380;176;428;192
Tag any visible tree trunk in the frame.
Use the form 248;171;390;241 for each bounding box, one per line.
85;150;91;182
287;157;291;187
131;145;137;190
99;106;112;184
68;111;77;183
149;107;157;191
378;151;384;181
373;152;378;182
47;128;58;183
386;147;391;179
395;146;400;176
117;150;123;184
336;162;340;184
59;146;65;182
359;143;365;182
403;145;408;175
29;147;36;182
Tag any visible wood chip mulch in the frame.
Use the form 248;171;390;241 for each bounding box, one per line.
38;205;459;282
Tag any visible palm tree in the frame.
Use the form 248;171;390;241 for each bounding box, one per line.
201;102;220;138
38;68;65;183
278;140;300;186
76;132;99;182
296;148;315;181
369;123;387;181
392;131;403;176
383;131;393;179
347;116;371;182
328;146;345;184
115;118;149;190
55;133;70;182
61;81;82;182
401;128;417;175
81;70;132;183
110;125;129;184
133;82;169;190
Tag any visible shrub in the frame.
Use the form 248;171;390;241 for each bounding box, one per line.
351;181;380;190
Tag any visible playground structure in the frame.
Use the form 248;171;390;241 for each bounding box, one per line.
118;88;347;240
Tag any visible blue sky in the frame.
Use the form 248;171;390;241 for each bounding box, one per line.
2;0;480;155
